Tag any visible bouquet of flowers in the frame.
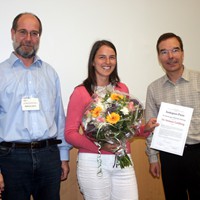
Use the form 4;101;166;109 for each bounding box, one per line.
82;89;144;170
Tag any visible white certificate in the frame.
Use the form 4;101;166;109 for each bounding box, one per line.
150;102;193;156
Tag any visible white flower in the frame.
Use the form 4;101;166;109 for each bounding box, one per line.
107;97;113;103
96;102;106;112
120;107;129;115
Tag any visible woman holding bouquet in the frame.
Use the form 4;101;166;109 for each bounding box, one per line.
65;40;158;200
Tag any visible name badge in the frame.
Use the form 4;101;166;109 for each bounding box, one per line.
21;98;40;111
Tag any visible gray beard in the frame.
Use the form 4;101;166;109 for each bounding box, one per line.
13;40;38;59
15;46;37;59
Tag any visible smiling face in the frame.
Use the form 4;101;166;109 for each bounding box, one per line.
93;45;117;85
158;37;184;74
11;14;41;59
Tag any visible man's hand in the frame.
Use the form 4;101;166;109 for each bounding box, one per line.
61;161;70;181
0;173;4;198
150;162;160;178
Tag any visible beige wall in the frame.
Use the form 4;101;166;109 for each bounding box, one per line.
60;138;165;200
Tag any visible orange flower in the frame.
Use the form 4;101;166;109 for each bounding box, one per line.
106;112;120;124
91;107;102;118
110;93;124;101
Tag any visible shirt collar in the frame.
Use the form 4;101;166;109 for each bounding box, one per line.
162;67;190;85
8;52;42;68
181;68;190;81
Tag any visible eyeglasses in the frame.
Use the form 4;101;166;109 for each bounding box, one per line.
16;29;40;39
159;47;181;56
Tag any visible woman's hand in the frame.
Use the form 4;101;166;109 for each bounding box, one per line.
134;118;159;138
144;118;159;133
100;142;120;153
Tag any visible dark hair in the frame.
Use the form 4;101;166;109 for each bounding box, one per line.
12;12;42;36
156;32;183;53
83;40;120;96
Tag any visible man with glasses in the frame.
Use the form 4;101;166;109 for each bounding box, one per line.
145;32;200;200
0;12;71;200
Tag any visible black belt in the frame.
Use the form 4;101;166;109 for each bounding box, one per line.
185;143;200;150
0;138;62;149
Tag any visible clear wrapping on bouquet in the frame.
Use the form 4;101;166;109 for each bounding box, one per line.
82;88;144;173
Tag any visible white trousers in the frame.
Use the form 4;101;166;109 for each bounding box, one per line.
77;153;138;200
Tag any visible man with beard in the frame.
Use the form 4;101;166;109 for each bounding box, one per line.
0;12;71;200
145;32;200;200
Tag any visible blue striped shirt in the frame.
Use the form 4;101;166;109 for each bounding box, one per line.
0;53;71;160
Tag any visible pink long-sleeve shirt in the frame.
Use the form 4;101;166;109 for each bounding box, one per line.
65;82;144;154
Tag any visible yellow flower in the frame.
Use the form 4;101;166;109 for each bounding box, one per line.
106;112;120;124
111;93;124;101
91;107;102;117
